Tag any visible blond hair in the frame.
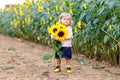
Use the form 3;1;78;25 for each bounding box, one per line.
59;12;73;26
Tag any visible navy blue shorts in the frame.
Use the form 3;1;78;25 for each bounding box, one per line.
55;47;72;59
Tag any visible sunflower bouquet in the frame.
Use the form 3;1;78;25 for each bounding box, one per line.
48;22;68;58
48;22;68;41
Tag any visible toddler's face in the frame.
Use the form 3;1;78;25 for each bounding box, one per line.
61;16;70;26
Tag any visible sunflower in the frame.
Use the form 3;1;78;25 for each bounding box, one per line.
56;22;66;30
50;24;58;36
49;22;68;41
55;29;68;41
48;26;51;34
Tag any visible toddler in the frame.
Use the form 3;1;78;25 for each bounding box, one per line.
51;12;73;73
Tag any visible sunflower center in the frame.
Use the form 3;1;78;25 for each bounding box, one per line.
58;31;64;37
53;28;57;33
60;26;63;29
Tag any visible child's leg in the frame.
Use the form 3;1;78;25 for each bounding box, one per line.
66;58;72;73
56;59;61;66
54;58;61;72
54;47;62;72
66;58;71;66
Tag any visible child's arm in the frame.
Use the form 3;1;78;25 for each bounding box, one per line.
66;27;73;40
51;35;56;40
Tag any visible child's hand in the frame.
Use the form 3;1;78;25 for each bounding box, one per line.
51;35;56;40
51;35;55;40
52;37;56;40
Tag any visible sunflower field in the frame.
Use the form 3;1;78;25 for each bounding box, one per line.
0;0;120;65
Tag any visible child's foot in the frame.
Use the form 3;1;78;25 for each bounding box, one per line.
54;66;61;72
66;66;72;73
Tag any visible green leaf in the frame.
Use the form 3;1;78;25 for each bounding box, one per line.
72;58;85;65
36;77;41;80
112;16;117;24
104;35;109;43
104;73;111;77
8;47;16;51
72;58;80;61
105;20;110;26
97;7;104;16
57;50;62;58
43;52;52;61
93;18;99;24
102;11;109;19
65;1;69;7
80;11;86;20
107;1;115;9
89;4;96;11
92;65;100;70
3;65;14;70
79;58;85;65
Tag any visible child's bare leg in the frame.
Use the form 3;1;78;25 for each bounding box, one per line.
56;59;61;66
66;58;71;66
66;58;72;73
54;59;61;72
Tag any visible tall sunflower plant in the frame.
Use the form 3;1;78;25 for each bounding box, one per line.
43;22;68;60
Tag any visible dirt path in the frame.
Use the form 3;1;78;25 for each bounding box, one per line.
0;34;120;80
